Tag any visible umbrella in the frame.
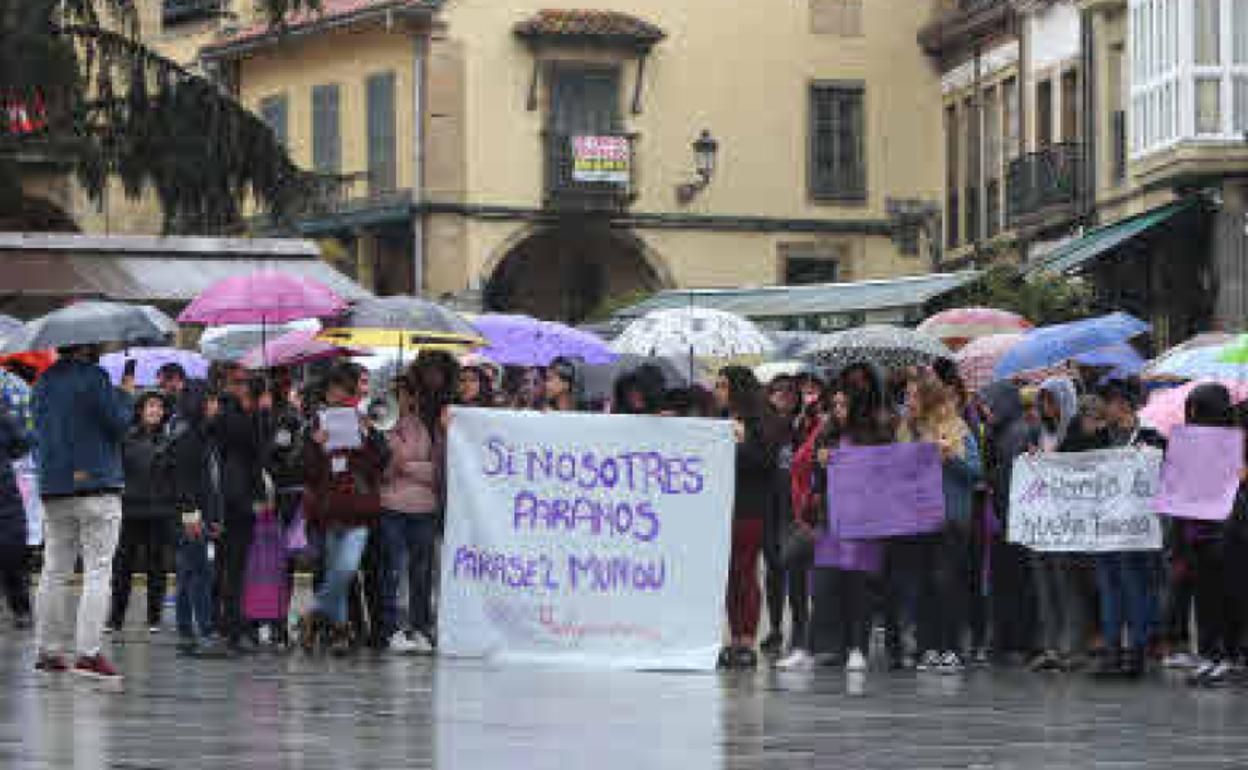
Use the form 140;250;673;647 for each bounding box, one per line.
1144;332;1233;379
918;307;1033;350
575;354;701;405
3;301;175;354
1139;380;1248;437
956;333;1024;392
199;318;321;362
0;315;24;348
754;361;820;384
611;308;775;363
178;272;347;326
100;348;209;387
801;325;952;370
994;312;1149;380
766;330;826;359
240;328;360;370
474;314;617;366
319;296;483;350
1072;343;1146;377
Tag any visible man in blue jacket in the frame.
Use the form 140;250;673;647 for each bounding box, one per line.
32;344;134;686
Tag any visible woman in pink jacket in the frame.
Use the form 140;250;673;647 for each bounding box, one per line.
378;376;442;654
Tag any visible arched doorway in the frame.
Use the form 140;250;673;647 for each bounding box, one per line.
484;222;667;322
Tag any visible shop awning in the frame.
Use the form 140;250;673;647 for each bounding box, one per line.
0;233;370;304
1026;199;1196;276
614;271;979;321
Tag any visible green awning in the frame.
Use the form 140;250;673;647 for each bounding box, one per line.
1027;199;1196;276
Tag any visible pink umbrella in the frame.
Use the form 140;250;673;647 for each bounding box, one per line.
1139;380;1248;437
956;333;1025;392
240;328;359;370
919;308;1033;351
178;272;347;326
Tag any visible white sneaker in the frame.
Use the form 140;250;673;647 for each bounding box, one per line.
388;631;421;654
776;649;815;672
939;651;965;674
846;648;868;672
1164;652;1200;669
916;650;941;672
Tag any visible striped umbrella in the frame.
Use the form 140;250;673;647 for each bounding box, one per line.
918;307;1032;351
956;333;1024;392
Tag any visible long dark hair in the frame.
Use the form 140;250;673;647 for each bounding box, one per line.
1186;383;1234;428
407;351;459;436
718;365;763;421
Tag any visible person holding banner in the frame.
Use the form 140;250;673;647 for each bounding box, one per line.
1029;377;1088;673
1178;384;1240;685
300;367;387;656
896;372;981;673
715;366;775;670
1089;379;1166;679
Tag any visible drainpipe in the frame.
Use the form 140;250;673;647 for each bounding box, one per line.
972;45;984;266
411;33;427;296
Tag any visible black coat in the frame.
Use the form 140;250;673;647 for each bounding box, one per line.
734;416;776;520
0;410;30;546
169;420;224;527
121;426;177;519
216;396;272;514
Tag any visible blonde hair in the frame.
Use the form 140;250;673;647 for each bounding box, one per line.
909;372;968;458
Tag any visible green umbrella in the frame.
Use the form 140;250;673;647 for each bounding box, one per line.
1216;334;1248;364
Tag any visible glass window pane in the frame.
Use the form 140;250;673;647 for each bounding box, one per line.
1195;0;1221;66
1235;0;1248;64
1234;76;1248;134
1195;78;1222;134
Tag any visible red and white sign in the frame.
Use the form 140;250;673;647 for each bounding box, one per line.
571;136;629;184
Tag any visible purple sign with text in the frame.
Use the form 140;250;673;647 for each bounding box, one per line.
1154;425;1244;521
827;443;946;539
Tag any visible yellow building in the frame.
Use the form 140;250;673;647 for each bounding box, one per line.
182;0;947;321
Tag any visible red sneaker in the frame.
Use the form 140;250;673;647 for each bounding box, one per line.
72;654;123;684
34;652;68;674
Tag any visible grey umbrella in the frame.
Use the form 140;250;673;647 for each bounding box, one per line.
575;354;702;405
800;324;952;371
339;296;479;338
3;301;175;354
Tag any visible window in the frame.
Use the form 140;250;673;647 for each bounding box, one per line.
311;84;341;174
984;87;1001;237
366;72;397;193
963;95;979;244
781;242;848;285
809;83;866;201
1002;76;1019;161
258;94;288;148
1061;70;1079;142
1036;79;1053;148
1130;0;1248;154
162;0;221;27
810;0;863;37
945;103;959;249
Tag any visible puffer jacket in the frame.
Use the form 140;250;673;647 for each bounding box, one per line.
121;425;177;519
380;413;440;516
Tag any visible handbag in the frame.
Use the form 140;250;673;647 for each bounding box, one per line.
781;520;816;569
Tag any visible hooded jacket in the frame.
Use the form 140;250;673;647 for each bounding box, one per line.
1038;377;1078;452
979;381;1038;511
121;421;177;519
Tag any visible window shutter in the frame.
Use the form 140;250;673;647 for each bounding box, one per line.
367;72;397;193
312;84;341;174
258;94;288;148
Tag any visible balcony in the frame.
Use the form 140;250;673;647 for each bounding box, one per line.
919;0;1013;56
543;132;637;212
163;0;223;26
1007;143;1084;226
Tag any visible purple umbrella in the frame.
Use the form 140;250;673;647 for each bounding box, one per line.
240;328;359;370
474;314;617;366
178;272;347;326
100;348;209;387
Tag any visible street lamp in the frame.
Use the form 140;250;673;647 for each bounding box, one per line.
677;129;719;204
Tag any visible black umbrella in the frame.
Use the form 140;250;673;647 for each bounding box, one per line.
575;354;700;405
3;301;176;354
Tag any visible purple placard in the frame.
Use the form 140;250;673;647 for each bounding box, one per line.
814;532;884;572
827;443;946;539
1154;425;1244;521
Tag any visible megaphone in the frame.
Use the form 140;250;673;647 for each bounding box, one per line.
366;392;400;433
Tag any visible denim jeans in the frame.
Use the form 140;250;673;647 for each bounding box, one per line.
314;526;370;624
176;533;214;640
1095;551;1153;651
379;512;438;637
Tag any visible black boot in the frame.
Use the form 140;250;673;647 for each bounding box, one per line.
1092;648;1122;677
1120;648;1146;678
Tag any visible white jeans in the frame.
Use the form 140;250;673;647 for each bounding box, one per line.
35;494;122;657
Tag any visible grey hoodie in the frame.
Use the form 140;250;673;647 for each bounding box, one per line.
1038;377;1078;451
980;381;1037;507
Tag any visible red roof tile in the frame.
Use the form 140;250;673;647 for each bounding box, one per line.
514;9;664;45
203;0;431;57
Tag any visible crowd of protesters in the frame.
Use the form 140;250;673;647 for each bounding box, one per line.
4;342;1246;690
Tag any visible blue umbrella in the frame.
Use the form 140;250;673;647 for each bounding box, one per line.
994;312;1149;379
1073;343;1146;378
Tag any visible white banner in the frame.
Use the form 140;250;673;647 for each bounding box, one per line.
1008;447;1163;553
437;408;736;670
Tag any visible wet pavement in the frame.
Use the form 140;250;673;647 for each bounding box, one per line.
5;626;1248;769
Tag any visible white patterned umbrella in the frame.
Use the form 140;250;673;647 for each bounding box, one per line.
611;308;775;363
800;324;952;371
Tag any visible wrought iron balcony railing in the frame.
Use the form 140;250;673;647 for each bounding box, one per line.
1006;142;1084;225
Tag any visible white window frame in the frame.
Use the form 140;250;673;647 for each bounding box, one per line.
1130;0;1248;158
